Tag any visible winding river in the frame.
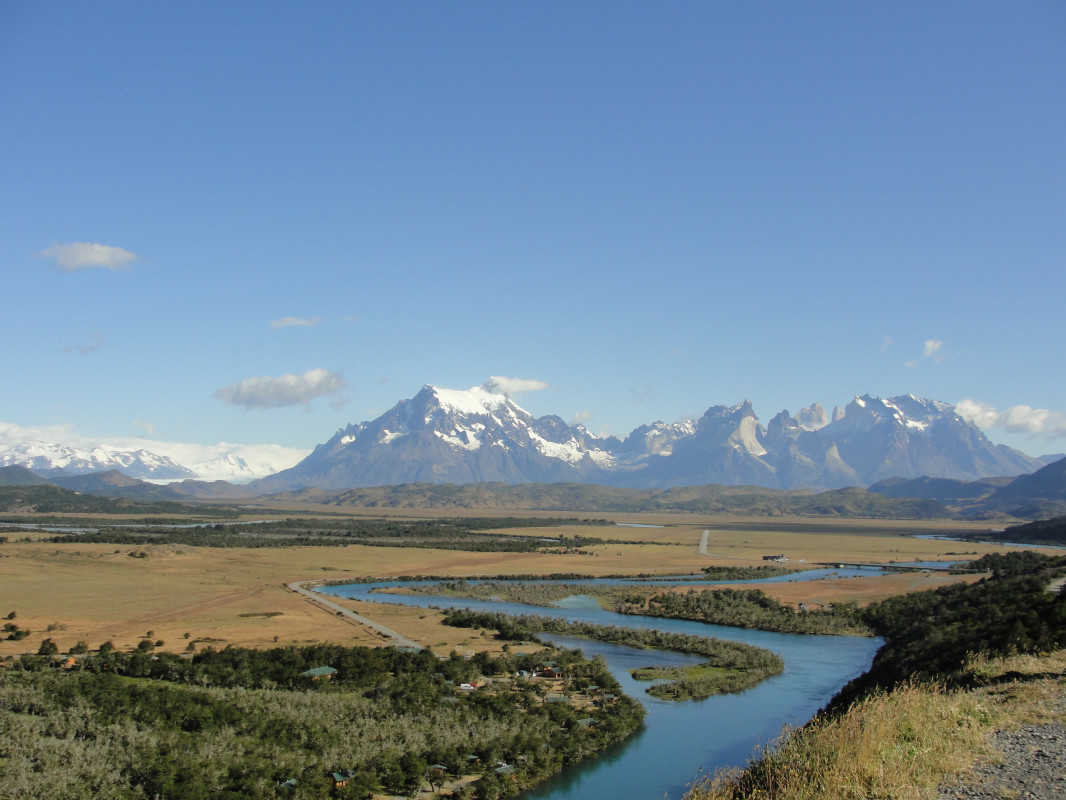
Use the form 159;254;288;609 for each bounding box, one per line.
318;574;883;800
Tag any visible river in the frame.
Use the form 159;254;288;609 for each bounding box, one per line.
319;576;883;800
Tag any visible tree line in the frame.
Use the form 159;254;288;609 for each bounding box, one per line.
41;516;631;553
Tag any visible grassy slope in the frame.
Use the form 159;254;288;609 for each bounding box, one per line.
686;650;1066;800
686;553;1066;800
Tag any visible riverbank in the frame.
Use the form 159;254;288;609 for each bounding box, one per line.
685;649;1066;800
683;551;1066;800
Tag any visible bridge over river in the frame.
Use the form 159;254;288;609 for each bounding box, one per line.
813;560;957;572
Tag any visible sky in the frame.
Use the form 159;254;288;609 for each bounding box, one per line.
2;1;1065;472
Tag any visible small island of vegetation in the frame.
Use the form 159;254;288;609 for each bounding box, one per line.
441;609;785;701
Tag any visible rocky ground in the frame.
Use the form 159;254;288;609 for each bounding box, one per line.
937;686;1066;800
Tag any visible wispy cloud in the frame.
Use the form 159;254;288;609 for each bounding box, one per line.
905;338;945;368
214;368;346;410
270;316;323;329
484;376;550;395
956;399;1066;440
62;331;106;355
41;241;138;271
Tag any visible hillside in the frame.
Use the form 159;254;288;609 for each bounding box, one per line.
870;456;1066;519
0;485;235;517
271;481;955;518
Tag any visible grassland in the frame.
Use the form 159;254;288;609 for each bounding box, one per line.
0;508;1029;660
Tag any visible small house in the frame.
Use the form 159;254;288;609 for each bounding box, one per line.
301;666;338;681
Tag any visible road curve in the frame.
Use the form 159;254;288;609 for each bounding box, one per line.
287;580;423;650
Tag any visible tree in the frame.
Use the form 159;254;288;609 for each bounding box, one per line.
37;638;59;656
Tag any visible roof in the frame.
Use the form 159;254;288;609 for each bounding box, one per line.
300;666;338;677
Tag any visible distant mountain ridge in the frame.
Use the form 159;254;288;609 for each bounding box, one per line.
252;384;1044;493
0;440;302;483
1;384;1048;494
0;441;196;481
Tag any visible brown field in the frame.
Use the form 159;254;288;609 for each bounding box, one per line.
674;572;987;610
0;510;1037;659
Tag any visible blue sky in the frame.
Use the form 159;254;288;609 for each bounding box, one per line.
2;1;1064;469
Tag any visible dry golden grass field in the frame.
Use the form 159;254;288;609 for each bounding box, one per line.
0;508;1032;659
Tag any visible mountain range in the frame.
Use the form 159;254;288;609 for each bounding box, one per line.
0;384;1052;493
249;384;1046;493
0;440;299;483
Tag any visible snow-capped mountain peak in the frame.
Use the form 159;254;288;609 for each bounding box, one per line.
254;386;1043;493
0;441;196;481
430;383;521;418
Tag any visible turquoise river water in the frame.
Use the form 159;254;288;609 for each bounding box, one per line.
319;574;883;800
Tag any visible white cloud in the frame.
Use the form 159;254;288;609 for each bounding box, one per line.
270;316;323;329
41;241;138;271
0;421;77;447
484;376;550;395
214;368;347;410
571;410;593;425
956;399;1066;440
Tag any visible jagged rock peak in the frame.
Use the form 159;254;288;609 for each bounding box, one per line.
795;403;828;431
